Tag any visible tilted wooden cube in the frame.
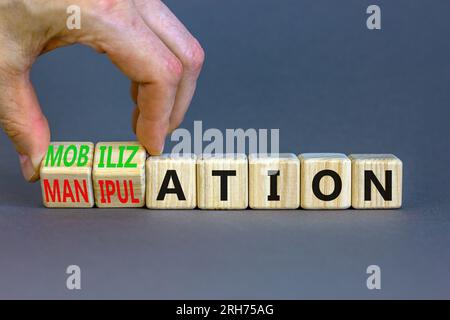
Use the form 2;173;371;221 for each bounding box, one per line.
92;142;146;208
146;154;197;209
349;154;402;209
40;142;95;208
299;153;351;209
249;153;300;209
197;154;248;209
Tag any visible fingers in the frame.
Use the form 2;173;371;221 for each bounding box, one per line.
0;72;50;181
88;2;183;155
132;0;204;132
81;1;203;153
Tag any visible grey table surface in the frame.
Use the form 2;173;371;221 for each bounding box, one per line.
0;0;449;299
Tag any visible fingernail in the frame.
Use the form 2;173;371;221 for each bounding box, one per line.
19;154;40;182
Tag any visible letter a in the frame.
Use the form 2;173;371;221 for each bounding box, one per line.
366;5;381;30
66;265;81;290
366;265;381;290
66;5;81;30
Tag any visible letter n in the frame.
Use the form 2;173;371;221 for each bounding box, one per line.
364;170;392;201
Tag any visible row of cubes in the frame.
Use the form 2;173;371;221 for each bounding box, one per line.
40;142;402;209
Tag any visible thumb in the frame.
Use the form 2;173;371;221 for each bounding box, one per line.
0;71;50;181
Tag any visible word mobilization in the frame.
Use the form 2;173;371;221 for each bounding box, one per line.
40;142;402;209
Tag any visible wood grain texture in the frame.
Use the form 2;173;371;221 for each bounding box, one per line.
146;154;197;209
197;154;248;209
299;153;351;209
249;153;300;209
349;154;402;209
92;141;146;208
40;142;94;208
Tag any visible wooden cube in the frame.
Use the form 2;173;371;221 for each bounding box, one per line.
92;142;146;208
249;153;300;209
349;154;402;209
40;142;94;208
197;154;248;209
299;153;351;209
146;154;196;209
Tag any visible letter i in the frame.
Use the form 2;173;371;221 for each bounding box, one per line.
99;180;106;203
98;146;106;168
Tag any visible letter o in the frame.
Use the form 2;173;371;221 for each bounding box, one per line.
64;145;77;167
312;170;342;201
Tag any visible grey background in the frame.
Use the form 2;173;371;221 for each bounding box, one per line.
0;0;449;299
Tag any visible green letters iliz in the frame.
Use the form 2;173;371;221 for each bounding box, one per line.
98;145;139;168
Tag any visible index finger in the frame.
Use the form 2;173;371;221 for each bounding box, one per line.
83;3;182;154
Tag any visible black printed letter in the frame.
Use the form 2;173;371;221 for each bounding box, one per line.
268;170;280;201
364;170;392;201
157;170;186;201
212;170;236;201
312;170;342;201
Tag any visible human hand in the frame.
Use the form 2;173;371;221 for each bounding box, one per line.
0;0;204;181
